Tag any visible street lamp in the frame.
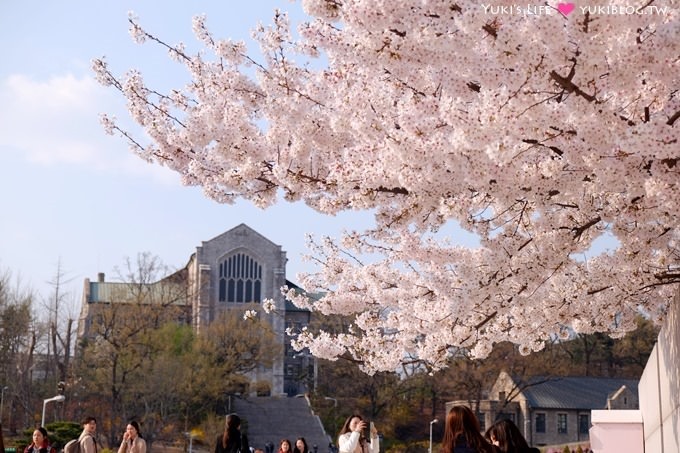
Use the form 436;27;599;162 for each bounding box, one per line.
323;396;337;407
185;431;200;453
429;419;438;453
41;395;65;427
184;432;193;453
0;386;8;423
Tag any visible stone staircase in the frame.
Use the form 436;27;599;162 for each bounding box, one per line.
232;396;333;453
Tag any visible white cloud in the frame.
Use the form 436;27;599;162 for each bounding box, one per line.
0;72;180;185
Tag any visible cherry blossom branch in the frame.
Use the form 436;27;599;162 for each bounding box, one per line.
96;1;680;373
550;58;598;103
571;216;602;240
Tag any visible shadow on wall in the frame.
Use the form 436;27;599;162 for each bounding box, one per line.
655;286;680;451
630;286;680;452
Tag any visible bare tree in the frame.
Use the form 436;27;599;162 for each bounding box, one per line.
45;259;79;388
76;253;188;446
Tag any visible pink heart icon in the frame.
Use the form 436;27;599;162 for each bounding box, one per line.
557;2;575;15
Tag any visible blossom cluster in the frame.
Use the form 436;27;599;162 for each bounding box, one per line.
93;0;679;374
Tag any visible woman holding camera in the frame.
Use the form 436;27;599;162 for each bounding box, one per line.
338;415;378;453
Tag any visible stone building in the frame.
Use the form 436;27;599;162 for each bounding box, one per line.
447;370;639;447
78;223;314;397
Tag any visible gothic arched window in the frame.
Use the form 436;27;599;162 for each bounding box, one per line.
218;253;262;303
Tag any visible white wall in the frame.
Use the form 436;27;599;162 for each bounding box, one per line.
589;410;643;453
638;287;680;452
590;287;680;452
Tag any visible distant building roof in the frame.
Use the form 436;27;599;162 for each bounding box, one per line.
284;280;320;312
522;376;639;410
87;281;186;306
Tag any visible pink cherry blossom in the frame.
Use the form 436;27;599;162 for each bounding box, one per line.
93;0;679;374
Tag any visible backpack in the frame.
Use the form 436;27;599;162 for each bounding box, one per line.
63;439;80;453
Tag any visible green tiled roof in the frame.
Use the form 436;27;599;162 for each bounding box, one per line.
88;281;186;305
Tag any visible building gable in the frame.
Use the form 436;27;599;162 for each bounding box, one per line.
202;223;281;252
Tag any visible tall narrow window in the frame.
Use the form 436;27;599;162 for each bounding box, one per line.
578;414;589;434
218;253;263;303
557;414;568;434
535;413;546;433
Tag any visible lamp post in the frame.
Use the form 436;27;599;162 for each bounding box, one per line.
429;419;438;453
0;386;8;424
184;432;194;453
41;395;65;427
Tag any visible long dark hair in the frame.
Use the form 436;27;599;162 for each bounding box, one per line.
485;419;530;453
128;421;143;439
441;406;496;453
293;438;309;453
222;414;242;449
339;414;367;447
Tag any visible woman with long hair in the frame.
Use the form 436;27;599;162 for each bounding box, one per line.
118;421;146;453
24;427;56;453
293;438;309;453
337;414;378;453
485;419;538;453
216;414;249;453
441;406;498;453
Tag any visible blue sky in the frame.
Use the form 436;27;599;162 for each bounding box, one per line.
0;0;381;311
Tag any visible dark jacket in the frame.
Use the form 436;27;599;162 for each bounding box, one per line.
451;436;480;453
451;435;498;453
215;433;249;453
498;446;538;453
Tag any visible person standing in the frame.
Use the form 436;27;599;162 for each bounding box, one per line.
337;415;378;453
278;439;293;453
79;417;98;453
441;406;498;453
23;427;56;453
484;419;538;453
118;421;147;453
293;438;309;453
216;414;249;453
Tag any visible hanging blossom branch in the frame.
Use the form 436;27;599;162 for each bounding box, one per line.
95;0;679;374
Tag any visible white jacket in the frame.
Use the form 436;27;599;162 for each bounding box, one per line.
338;431;378;453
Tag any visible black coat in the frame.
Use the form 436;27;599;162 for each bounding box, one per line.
215;433;249;453
451;435;492;453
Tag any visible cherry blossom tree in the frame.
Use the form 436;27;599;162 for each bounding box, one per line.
93;0;679;374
